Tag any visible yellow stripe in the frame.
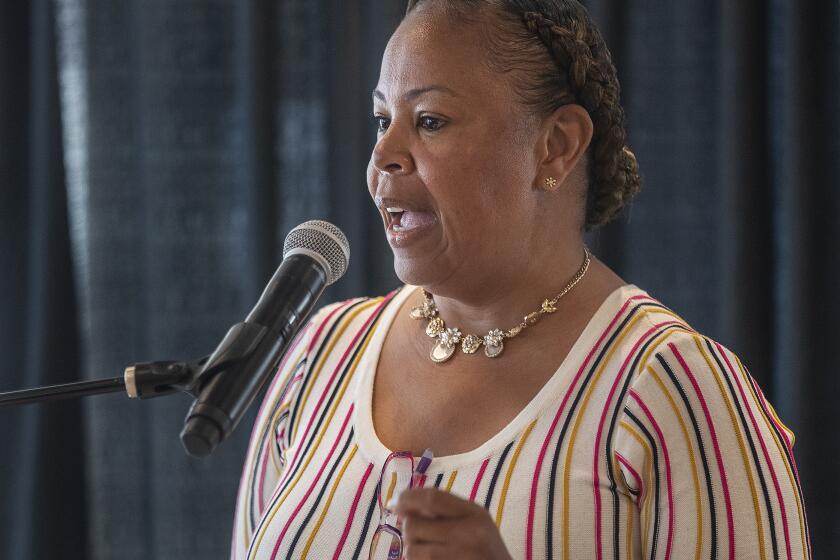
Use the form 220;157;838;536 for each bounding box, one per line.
691;336;767;560
646;364;705;560
735;357;809;560
291;299;381;443
301;445;358;559
764;397;795;448
620;420;653;554
264;359;310;471
562;308;684;560
384;471;398;505
445;471;458;492
241;344;309;544
494;419;538;527
248;301;382;559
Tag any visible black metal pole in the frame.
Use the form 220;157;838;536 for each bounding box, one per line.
0;377;126;407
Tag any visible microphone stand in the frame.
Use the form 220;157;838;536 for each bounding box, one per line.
0;359;207;407
0;309;283;411
0;316;292;456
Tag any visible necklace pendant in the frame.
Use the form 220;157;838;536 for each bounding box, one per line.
409;306;426;319
411;297;437;320
483;329;505;358
425;317;445;337
431;340;456;363
484;340;504;358
461;334;481;354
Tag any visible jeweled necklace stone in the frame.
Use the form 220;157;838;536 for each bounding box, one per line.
409;247;591;363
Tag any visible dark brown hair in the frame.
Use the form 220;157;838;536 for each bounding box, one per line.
405;0;641;229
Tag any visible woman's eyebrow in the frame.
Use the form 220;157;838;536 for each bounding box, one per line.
372;85;461;102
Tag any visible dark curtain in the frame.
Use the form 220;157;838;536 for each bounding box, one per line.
0;0;836;558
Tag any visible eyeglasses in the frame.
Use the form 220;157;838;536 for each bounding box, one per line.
367;448;433;560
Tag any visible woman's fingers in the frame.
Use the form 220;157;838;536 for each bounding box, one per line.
392;487;481;519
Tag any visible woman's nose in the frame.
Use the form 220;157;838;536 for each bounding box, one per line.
371;126;414;175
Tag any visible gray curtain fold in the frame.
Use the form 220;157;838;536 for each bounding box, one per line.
0;0;837;558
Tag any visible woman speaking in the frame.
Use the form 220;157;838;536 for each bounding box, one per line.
232;0;810;558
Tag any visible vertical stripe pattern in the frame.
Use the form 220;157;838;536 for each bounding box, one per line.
231;285;810;559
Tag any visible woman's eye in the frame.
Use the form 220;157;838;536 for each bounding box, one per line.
373;115;389;132
372;114;445;133
419;116;445;131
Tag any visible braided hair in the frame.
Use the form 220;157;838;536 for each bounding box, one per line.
404;0;641;230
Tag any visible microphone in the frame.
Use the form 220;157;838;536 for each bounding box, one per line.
179;220;350;457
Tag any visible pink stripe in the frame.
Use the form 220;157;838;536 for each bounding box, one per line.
670;342;736;560
246;339;309;471
615;451;644;508
592;320;681;560
714;342;794;560
257;333;309;423
748;374;793;454
233;331;312;560
282;295;393;488
307;300;355;355
268;403;355;560
747;374;811;558
629;390;674;558
469;458;491;502
256;372;305;513
525;293;656;560
332;462;375;560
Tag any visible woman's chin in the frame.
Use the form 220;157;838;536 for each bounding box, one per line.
392;254;446;288
392;259;429;287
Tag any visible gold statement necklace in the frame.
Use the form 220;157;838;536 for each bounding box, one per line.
410;247;592;363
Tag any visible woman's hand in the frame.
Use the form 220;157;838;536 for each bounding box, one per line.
391;487;513;560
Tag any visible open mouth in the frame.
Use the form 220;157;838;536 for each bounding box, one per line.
385;207;406;230
385;206;436;232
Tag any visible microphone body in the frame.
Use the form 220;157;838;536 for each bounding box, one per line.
180;220;350;457
180;254;326;456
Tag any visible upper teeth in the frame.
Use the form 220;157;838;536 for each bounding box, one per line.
386;207;405;213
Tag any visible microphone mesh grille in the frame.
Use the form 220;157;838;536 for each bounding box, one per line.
283;220;350;285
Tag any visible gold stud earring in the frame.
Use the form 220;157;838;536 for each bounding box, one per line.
543;176;558;191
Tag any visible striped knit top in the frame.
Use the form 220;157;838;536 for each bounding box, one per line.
231;284;810;560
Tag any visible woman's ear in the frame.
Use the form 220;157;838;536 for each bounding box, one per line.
535;104;593;191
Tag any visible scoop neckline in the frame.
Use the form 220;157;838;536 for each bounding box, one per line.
352;282;644;473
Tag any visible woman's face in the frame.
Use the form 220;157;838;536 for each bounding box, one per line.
367;8;545;292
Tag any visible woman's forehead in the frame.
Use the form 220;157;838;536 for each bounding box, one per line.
375;12;502;103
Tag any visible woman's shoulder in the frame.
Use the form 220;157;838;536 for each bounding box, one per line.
300;285;409;357
616;286;796;444
615;286;764;399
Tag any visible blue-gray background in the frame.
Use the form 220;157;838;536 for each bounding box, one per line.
1;0;837;557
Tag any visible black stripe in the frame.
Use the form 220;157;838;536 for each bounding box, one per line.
249;358;305;530
434;473;444;488
350;477;379;560
484;440;516;510
603;323;684;560
286;428;355;559
656;351;718;560
705;339;778;559
741;363;811;550
544;300;665;559
288;299;370;440
624;409;661;560
741;364;811;551
279;300;389;497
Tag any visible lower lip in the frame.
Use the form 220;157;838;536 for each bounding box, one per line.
386;219;437;248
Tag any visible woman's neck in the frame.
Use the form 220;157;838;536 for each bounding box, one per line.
422;244;594;336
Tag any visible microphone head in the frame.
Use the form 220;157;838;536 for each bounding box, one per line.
283;220;350;285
